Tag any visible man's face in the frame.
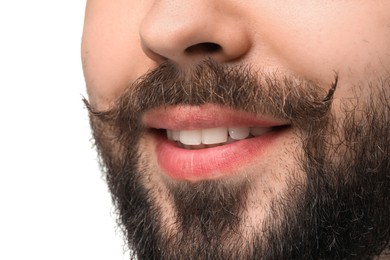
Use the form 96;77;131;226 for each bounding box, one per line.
82;1;390;259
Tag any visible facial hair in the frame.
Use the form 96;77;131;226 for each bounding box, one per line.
86;60;390;259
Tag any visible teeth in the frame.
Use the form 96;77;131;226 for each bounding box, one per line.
228;127;250;140
179;130;202;145
167;130;173;140
202;127;228;145
250;127;271;137
166;126;272;146
172;130;180;141
167;130;181;141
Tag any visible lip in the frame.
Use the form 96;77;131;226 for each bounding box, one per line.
143;104;288;130
143;104;290;181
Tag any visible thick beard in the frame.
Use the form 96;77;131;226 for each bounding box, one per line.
86;60;390;259
264;87;390;259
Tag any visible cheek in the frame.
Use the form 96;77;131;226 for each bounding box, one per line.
247;1;390;86
82;0;155;110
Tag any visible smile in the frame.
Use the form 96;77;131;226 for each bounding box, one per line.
143;104;290;181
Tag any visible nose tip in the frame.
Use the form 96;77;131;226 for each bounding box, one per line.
139;2;251;65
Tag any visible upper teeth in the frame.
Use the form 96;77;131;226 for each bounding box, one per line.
166;127;271;146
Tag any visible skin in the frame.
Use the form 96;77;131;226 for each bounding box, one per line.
82;0;390;109
82;0;390;257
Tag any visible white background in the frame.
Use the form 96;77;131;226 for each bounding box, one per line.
0;1;130;259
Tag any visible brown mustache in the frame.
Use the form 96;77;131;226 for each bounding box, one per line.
85;59;337;131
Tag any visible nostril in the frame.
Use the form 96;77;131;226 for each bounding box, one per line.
185;42;222;55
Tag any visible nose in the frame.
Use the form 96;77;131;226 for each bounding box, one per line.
140;1;251;66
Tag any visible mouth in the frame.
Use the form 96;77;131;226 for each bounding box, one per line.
143;105;290;181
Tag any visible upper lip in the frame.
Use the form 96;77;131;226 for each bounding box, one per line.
142;104;289;130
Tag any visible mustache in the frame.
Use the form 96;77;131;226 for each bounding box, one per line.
85;59;337;131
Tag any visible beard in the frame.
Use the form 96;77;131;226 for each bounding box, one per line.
86;59;390;259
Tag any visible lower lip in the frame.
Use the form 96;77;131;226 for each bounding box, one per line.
153;128;287;181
